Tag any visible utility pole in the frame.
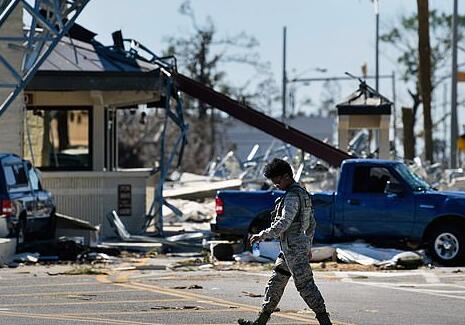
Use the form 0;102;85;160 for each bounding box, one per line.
282;26;287;122
444;83;448;163
451;0;459;168
374;0;380;91
391;71;396;155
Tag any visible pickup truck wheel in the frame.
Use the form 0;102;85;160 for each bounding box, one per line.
428;224;465;266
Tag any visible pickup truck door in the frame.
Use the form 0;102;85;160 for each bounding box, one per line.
341;166;415;240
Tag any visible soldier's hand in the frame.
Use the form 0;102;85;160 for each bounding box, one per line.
308;250;313;261
250;234;261;245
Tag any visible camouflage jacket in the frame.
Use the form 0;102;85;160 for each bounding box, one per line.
257;182;316;246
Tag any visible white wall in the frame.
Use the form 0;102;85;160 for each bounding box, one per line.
0;6;24;156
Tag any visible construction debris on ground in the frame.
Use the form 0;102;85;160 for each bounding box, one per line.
0;143;458;270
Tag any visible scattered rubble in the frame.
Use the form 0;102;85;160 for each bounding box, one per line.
167;257;210;271
151;305;205;311
1;151;458;271
226;241;425;270
334;242;425;269
60;265;109;276
77;252;119;264
104;210;208;252
13;252;40;264
241;291;263;298
171;284;203;289
55;213;100;247
66;294;96;301
163;199;216;223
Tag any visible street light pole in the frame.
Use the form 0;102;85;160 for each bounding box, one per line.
451;0;458;168
392;70;396;156
374;0;380;91
282;26;287;122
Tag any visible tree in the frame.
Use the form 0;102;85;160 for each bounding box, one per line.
381;9;465;160
417;0;433;162
164;0;277;168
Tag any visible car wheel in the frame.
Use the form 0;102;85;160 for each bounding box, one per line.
428;224;465;266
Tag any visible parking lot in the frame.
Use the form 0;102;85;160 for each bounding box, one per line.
1;258;464;325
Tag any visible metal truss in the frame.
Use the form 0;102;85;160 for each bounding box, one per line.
144;75;188;234
0;0;89;116
99;36;188;235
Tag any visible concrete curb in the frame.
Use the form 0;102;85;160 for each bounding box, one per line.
0;238;16;266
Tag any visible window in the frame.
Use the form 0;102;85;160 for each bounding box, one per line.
4;164;29;190
393;164;431;191
24;107;92;170
352;166;401;193
28;167;40;191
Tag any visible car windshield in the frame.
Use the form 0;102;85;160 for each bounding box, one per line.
394;164;432;191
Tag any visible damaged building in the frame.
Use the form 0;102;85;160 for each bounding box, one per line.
0;19;173;238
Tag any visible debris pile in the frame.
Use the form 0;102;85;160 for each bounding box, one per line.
201;142;338;192
231;241;425;270
162;199;216;223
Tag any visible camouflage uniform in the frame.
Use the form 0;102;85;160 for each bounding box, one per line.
256;182;327;315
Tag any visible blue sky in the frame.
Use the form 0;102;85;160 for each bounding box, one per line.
77;0;460;131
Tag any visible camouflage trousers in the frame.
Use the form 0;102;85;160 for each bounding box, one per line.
261;244;327;315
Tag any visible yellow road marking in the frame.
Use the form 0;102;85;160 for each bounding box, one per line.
0;282;105;289
0;310;163;325
0;289;137;298
93;258;354;325
55;307;248;316
96;274;113;284
115;280;321;324
0;298;187;308
101;258;317;323
0;310;301;325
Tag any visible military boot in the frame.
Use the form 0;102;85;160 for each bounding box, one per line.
315;312;332;325
237;311;271;325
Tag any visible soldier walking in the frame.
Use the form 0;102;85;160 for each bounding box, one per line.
238;158;332;325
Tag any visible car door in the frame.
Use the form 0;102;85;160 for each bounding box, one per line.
342;165;415;241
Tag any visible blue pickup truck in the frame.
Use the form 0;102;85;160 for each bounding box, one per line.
212;159;465;265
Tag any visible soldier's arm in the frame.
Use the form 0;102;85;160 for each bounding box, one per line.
257;192;299;240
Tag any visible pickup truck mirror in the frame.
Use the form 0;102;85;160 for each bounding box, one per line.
384;181;404;195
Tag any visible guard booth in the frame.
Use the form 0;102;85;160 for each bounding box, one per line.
19;24;172;237
336;83;392;159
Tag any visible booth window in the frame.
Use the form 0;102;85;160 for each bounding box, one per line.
24;107;92;170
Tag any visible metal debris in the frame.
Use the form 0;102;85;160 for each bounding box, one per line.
13;253;40;264
105;210;205;249
171;284;203;290
151;305;205;310
241;291;263;298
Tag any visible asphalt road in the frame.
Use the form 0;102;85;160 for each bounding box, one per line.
0;260;464;325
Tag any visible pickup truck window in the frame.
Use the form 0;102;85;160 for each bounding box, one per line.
394;164;431;191
4;164;29;191
352;166;400;193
